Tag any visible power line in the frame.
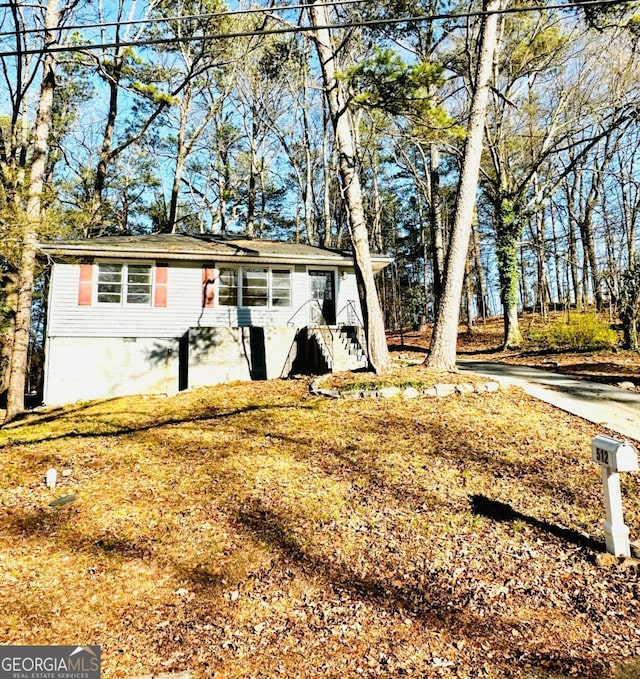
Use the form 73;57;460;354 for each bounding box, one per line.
0;0;369;40
0;0;635;59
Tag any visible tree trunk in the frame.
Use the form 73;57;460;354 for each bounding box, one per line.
246;115;258;237
5;0;59;423
426;0;502;371
429;143;445;306
0;268;18;397
496;198;524;348
321;104;333;248
302;79;315;245
582;251;590;308
623;318;638;351
371;160;383;252
464;258;474;331
518;244;528;312
471;220;488;319
567;216;580;307
550;203;564;306
215;121;230;234
499;232;523;347
307;0;391;373
579;214;603;311
169;93;190;233
533;200;550;317
90;58;122;231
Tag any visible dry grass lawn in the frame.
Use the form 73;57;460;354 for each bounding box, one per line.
2;367;640;678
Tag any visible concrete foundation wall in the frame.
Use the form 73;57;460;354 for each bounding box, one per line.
43;327;298;406
44;336;179;406
187;326;298;388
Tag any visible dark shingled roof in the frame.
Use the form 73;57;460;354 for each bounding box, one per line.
38;233;392;271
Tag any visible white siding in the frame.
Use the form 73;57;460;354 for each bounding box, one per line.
47;262;364;338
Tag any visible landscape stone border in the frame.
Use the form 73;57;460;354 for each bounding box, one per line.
310;377;500;400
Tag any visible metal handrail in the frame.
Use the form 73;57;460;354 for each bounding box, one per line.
336;299;364;327
286;298;335;367
287;298;326;327
287;298;367;371
288;298;363;328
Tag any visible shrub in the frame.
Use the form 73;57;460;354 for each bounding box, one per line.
526;314;618;351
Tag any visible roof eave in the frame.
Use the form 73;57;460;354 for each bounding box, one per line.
38;243;393;271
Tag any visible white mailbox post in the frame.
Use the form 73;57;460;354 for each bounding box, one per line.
591;435;639;557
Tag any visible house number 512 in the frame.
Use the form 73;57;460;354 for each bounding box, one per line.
595;447;610;466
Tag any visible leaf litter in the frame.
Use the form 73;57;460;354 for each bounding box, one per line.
1;371;640;678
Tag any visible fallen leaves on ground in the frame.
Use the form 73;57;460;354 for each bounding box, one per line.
388;315;640;392
1;374;640;678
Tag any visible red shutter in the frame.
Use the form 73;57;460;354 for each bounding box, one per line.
78;264;93;305
202;267;219;308
154;265;168;307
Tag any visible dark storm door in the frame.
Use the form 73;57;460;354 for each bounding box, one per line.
309;270;336;325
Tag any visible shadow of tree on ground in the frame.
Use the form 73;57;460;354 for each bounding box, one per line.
470;494;604;552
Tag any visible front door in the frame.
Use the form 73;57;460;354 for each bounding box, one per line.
309;270;336;325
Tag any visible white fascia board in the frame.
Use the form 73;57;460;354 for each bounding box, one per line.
39;244;392;272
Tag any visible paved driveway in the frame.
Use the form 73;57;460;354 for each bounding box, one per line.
458;360;640;441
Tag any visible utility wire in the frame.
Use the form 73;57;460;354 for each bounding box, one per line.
2;0;636;40
0;0;369;40
0;0;636;58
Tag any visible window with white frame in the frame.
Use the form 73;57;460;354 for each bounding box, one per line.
271;269;291;307
218;267;238;306
97;263;152;305
242;268;269;307
216;267;291;308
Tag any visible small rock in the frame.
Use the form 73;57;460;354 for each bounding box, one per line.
434;384;456;397
48;494;76;507
317;388;340;399
62;469;73;477
422;388;438;397
402;387;420;399
618;381;636;390
482;382;499;393
378;386;401;399
45;468;57;489
455;383;475;395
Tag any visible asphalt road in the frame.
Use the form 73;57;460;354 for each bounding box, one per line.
457;360;640;442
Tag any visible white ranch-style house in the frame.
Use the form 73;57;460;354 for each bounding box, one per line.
38;234;391;406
